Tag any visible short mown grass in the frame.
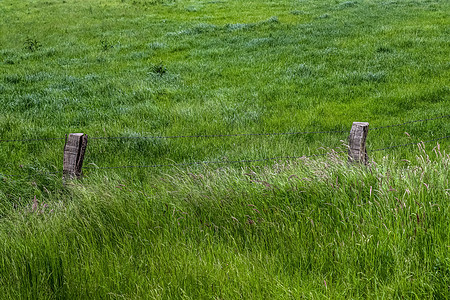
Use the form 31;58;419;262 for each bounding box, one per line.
0;0;449;176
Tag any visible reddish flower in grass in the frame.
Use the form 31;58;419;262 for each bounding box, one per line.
32;195;38;212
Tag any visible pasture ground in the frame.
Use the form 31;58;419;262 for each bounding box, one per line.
0;0;449;298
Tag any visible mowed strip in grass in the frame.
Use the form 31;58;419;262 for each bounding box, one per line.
0;0;449;175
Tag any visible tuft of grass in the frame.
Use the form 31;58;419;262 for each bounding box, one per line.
150;61;168;76
23;37;42;52
0;145;449;298
99;39;114;52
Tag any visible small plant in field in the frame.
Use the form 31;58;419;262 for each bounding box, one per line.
376;46;392;53
100;39;113;51
150;61;167;76
23;37;41;52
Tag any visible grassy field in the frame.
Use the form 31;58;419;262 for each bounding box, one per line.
0;0;449;298
1;150;449;299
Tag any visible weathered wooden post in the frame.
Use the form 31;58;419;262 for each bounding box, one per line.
63;133;88;180
348;122;369;164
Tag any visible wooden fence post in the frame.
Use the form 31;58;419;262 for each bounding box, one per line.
348;122;369;164
63;133;88;180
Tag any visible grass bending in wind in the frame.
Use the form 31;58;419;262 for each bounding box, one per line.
0;143;449;299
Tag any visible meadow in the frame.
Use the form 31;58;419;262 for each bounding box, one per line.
0;0;449;298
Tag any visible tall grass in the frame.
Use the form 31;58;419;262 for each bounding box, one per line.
0;144;448;298
1;0;449;298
